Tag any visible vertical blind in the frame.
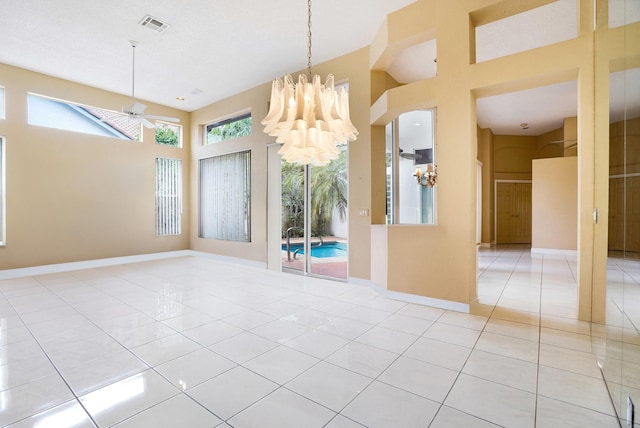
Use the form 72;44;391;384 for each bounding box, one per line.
155;157;182;236
199;150;251;242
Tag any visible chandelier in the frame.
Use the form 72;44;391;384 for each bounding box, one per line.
261;0;358;166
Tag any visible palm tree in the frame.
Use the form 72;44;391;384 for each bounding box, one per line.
310;150;347;238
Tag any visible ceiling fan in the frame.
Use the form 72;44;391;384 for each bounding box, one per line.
113;40;180;128
399;148;422;160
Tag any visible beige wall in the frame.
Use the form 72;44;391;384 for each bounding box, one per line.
189;48;374;278
478;127;494;245
0;64;190;269
532;157;578;251
494;135;536;181
366;0;638;317
563;116;578;157
536;128;565;158
189;83;272;264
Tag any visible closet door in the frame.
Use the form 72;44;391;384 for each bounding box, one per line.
609;177;625;251
497;182;515;243
626;176;640;252
497;182;532;244
513;183;532;243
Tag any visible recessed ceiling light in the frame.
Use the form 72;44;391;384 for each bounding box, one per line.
176;97;185;101
520;123;529;129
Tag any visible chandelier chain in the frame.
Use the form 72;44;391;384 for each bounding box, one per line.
307;0;313;77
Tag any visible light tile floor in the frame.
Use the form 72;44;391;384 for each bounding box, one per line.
0;247;636;427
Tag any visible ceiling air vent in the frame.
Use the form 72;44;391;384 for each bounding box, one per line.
138;15;170;33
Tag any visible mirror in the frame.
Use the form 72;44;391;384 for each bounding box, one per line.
600;0;640;424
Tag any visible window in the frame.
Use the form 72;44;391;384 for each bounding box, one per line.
386;109;436;224
155;122;182;147
0;87;4;119
155;158;182;236
205;113;251;144
199;151;251;241
0;137;4;245
27;94;141;141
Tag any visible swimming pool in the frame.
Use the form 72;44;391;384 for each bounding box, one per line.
282;241;347;258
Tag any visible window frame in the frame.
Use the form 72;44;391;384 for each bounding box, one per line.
155;157;183;236
27;93;143;141
204;112;252;145
155;121;183;148
386;108;437;225
199;150;252;242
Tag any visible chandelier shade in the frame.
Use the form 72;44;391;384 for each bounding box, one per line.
261;0;358;166
262;73;358;166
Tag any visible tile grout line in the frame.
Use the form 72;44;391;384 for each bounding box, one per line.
533;252;546;428
9;267;232;427
427;247;524;427
0;276;101;428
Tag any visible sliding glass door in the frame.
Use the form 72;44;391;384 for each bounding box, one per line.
280;148;348;280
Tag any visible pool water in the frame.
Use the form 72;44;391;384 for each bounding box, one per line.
282;242;347;258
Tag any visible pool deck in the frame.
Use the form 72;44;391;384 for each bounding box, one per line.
281;237;347;280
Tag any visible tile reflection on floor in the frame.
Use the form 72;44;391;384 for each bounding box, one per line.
0;249;629;427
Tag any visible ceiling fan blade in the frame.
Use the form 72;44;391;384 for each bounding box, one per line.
142;114;180;123
399;148;422;160
138;117;156;128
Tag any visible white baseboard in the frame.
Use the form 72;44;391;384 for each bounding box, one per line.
348;277;470;313
531;248;577;257
0;250;266;280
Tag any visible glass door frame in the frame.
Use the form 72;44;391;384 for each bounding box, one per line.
274;149;349;281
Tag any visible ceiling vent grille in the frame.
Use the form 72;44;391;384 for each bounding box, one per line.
138;15;169;33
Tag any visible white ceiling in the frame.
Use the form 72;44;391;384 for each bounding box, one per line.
0;0;415;112
384;0;640;136
1;0;638;136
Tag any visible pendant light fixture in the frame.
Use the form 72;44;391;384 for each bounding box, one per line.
261;0;358;166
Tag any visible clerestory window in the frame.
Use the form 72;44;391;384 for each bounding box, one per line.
205;113;251;145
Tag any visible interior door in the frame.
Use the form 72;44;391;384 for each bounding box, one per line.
608;177;625;251
497;182;532;244
626;175;640;252
497;182;515;243
513;183;532;243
